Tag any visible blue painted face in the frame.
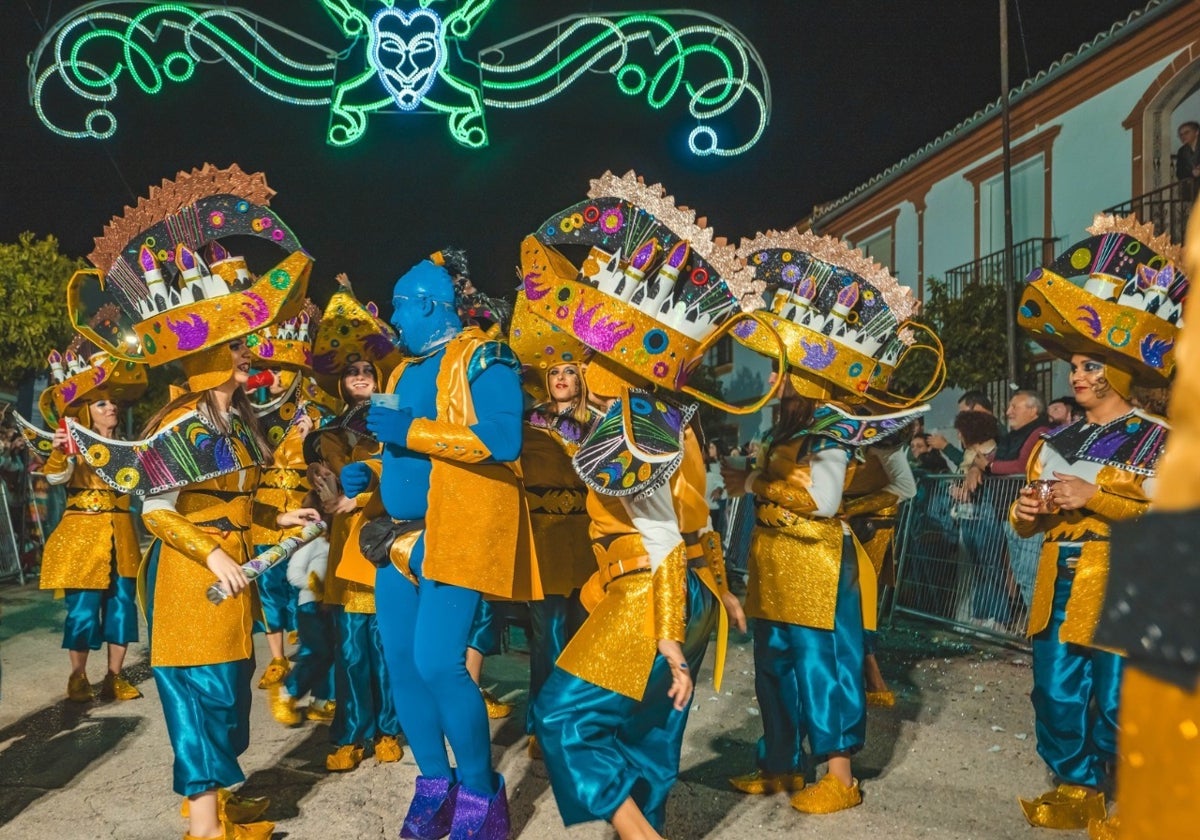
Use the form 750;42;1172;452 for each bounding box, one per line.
390;260;460;354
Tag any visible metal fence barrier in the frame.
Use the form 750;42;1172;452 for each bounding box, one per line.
0;482;26;584
888;473;1035;645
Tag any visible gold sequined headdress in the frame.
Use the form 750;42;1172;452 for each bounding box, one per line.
519;170;782;414
1018;213;1187;388
65;163;311;391
732;228;944;409
311;276;404;399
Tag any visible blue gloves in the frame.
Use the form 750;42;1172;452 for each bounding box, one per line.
339;462;374;497
366;404;414;447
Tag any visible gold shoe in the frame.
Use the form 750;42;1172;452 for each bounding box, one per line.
256;657;290;690
100;672;142;701
866;690;896;708
1088;814;1119;840
326;744;364;772
305;699;336;724
374;735;404;763
527;735;543;760
269;690;301;727
789;774;862;814
729;769;806;795
67;672;94;703
180;790;270;824
1019;785;1107;829
482;689;513;719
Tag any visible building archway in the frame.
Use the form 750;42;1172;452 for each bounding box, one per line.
1124;46;1200;196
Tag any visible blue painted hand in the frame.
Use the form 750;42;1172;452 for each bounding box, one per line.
340;461;374;497
367;404;414;446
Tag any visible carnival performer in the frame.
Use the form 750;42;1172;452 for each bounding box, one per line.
1086;204;1199;840
30;347;146;702
506;295;597;757
247;305;338;723
1009;215;1179;830
842;431;917;707
307;275;404;771
246;305;320;696
520;172;772;839
344;254;536;839
61;164;319;840
723;229;941;814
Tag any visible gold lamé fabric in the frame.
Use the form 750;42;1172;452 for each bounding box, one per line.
842;451;901;582
562;428;723;700
523;424;593;596
1009;439;1151;644
39;452;140;589
138;400;260;667
1113;667;1200;838
250;421;312;547
746;438;876;631
386;329;540;600
322;426;380;613
407;418;492;463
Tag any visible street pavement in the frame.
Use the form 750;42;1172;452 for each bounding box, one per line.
0;581;1093;839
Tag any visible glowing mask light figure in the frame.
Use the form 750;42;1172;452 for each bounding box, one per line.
369;6;445;111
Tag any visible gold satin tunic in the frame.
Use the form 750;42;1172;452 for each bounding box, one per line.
745;436;876;631
39;449;140;590
139;399;261;667
556;428;727;701
1009;437;1152;646
249;405;319;548
319;424;380;615
521;423;592;597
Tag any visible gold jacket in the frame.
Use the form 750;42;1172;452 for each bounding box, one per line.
521;422;593;597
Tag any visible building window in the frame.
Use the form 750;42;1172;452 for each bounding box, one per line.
858;228;895;270
978;155;1046;253
714;335;733;367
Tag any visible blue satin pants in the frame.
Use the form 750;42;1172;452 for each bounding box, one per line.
251;546;296;634
1031;547;1123;788
286;601;335;701
62;570;138;651
145;541;253;796
526;592;587;734
533;570;717;831
467;598;499;656
753;536;866;773
375;553;497;796
330;607;399;747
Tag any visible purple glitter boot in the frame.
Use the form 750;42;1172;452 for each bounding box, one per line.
448;776;509;840
400;775;458;840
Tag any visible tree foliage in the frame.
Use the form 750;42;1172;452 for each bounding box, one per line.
913;277;1034;391
0;233;84;387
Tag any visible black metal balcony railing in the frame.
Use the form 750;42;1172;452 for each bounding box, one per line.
1104;179;1195;248
942;237;1060;299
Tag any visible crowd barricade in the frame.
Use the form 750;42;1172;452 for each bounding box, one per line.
0;482;26;584
886;473;1033;645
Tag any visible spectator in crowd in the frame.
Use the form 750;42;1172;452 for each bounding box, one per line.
1177;120;1200;199
0;425;28;564
929;389;996;467
949;410;1013;630
1046;395;1081;429
983;391;1053;615
909;432;953;472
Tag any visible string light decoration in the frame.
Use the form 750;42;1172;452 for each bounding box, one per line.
29;2;771;157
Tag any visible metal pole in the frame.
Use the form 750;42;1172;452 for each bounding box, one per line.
1000;0;1018;385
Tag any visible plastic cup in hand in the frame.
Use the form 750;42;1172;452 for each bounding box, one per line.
1027;479;1060;514
369;393;402;411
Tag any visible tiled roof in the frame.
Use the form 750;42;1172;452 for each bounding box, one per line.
812;0;1177;226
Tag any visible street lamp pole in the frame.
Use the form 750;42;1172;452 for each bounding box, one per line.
1000;0;1018;385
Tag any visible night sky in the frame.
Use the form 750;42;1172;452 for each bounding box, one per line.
0;0;1151;308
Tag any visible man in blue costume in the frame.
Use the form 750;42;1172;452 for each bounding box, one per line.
341;258;536;839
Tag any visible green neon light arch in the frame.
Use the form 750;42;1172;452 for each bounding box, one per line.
29;2;771;157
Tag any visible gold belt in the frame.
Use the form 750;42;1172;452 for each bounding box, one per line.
67;489;130;513
259;468;305;490
593;529;705;588
525;487;586;515
754;500;803;529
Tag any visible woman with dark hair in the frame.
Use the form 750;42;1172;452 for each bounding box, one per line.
949;409;1012;629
